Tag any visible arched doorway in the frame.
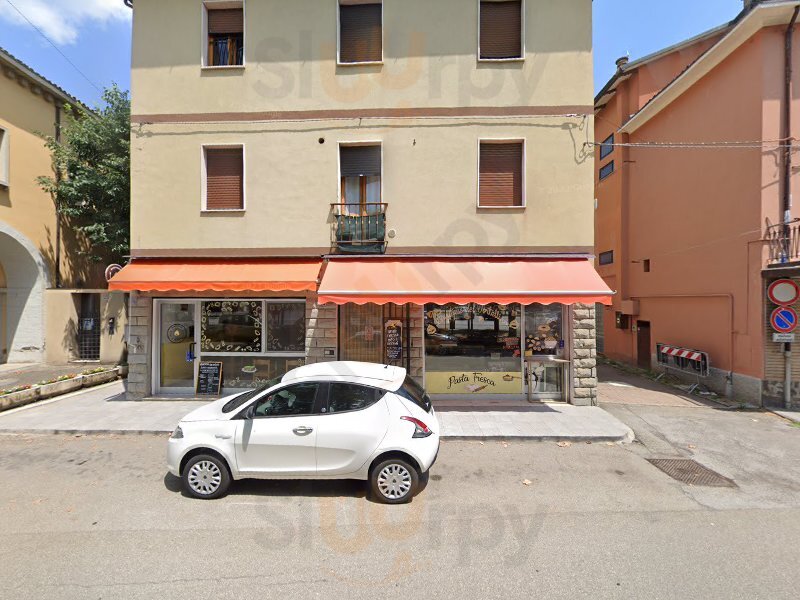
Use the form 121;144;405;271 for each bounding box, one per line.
0;224;50;364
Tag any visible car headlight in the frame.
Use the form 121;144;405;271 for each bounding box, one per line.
170;425;184;439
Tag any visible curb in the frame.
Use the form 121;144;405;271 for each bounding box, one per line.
0;379;124;418
442;434;632;443
0;428;170;436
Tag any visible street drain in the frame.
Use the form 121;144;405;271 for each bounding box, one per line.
647;459;736;488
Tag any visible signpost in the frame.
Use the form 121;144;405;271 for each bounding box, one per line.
768;279;799;410
770;306;798;334
768;279;800;306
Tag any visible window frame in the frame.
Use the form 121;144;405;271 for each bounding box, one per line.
599;133;614;160
337;141;383;212
476;137;526;209
599;160;615;181
598;250;614;266
201;0;246;70
0;127;8;188
477;0;525;63
323;381;384;415
337;0;384;66
246;382;325;419
201;143;246;212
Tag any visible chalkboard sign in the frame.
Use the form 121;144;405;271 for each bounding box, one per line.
385;320;403;361
197;362;223;395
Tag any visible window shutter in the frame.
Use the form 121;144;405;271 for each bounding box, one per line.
480;1;522;59
340;145;381;177
339;3;382;63
479;142;523;207
208;8;244;34
206;148;244;210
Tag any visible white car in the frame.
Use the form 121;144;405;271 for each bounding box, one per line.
167;361;439;504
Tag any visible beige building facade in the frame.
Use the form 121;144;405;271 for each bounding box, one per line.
0;48;126;366
117;0;610;403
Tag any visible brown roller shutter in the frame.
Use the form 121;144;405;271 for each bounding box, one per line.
480;1;522;59
208;8;243;34
206;148;244;210
339;3;382;63
340;145;381;177
479;142;523;207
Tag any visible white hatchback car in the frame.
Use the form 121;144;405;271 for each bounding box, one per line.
167;361;439;503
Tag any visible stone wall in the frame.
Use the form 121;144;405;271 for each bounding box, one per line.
125;292;153;399
571;303;598;406
304;295;338;365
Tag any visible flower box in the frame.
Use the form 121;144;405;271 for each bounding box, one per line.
38;376;84;400
82;369;118;388
0;387;41;412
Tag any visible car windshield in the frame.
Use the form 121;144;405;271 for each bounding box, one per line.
221;376;283;414
394;375;433;413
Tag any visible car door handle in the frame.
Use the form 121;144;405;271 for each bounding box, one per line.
215;434;232;440
293;426;313;436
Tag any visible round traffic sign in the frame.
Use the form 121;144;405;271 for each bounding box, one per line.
768;279;800;306
771;306;798;333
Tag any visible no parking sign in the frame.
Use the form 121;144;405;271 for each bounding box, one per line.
771;306;798;334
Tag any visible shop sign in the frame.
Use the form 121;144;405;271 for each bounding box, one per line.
426;371;523;394
385;320;403;361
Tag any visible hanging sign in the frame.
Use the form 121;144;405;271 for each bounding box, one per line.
197;362;223;395
767;279;800;306
770;306;798;334
385;320;403;361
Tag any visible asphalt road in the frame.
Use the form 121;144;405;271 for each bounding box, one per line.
1;405;799;600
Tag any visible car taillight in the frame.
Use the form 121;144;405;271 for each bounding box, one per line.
400;416;432;438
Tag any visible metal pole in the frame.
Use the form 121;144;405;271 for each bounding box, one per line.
785;342;793;409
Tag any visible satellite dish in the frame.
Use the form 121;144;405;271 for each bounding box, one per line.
105;263;123;282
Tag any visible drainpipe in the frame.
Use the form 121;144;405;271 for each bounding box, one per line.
783;7;799;410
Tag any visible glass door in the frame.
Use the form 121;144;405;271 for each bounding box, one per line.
339;304;383;363
156;301;198;394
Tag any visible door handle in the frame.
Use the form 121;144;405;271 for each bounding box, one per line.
215;434;232;439
293;426;313;436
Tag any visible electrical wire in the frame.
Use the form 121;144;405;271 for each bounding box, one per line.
587;140;800;150
3;0;103;94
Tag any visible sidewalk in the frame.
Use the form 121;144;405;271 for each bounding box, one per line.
0;362;118;391
0;381;634;442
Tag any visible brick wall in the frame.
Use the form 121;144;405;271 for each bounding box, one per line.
304;294;338;364
571;303;598;406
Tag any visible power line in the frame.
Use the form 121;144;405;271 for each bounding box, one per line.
3;0;103;95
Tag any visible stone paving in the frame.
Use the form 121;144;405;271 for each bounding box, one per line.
0;380;634;441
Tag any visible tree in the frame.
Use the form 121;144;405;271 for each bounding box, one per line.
38;85;130;264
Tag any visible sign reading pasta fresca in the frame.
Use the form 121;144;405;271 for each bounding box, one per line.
426;371;523;394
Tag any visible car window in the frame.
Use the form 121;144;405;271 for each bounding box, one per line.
221;376;283;414
327;383;380;414
394;376;432;413
253;383;318;418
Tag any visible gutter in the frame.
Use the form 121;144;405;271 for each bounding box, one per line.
782;6;800;224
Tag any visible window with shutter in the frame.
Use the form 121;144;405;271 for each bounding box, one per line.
205;147;244;211
339;2;383;64
340;145;382;215
479;141;524;207
479;0;523;60
205;3;244;66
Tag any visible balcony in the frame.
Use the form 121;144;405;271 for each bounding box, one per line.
330;203;388;254
765;219;800;265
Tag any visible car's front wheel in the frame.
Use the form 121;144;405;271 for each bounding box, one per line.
370;458;419;504
182;454;231;500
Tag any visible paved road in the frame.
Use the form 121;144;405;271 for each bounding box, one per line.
1;421;799;599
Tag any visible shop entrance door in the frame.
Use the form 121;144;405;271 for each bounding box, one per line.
339;304;383;363
637;321;651;370
156;301;198;395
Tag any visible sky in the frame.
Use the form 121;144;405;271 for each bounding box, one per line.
0;0;748;108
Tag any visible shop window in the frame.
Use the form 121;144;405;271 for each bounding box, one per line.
599;250;614;266
338;1;383;64
479;140;524;207
424;303;522;394
266;301;306;352
204;146;244;211
201;300;262;353
479;1;523;60
523;304;563;357
339;303;383;363
599;133;614;160
599;161;614;181
204;2;244;67
212;355;305;390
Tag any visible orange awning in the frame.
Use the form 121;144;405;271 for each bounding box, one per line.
318;258;613;306
108;259;322;292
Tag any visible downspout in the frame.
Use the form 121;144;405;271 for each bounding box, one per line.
54;103;62;289
783;7;799;410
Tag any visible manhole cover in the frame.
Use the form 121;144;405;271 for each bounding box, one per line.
647;459;736;488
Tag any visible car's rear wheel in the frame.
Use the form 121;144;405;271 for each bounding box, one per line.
183;454;230;500
370;458;419;504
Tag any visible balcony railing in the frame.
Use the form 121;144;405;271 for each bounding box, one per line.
330;203;388;254
765;219;800;265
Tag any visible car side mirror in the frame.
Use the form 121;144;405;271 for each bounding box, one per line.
241;404;256;420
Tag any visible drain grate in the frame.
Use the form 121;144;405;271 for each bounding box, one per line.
647;459;736;488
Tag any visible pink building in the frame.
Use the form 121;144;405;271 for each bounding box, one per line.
594;0;800;407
